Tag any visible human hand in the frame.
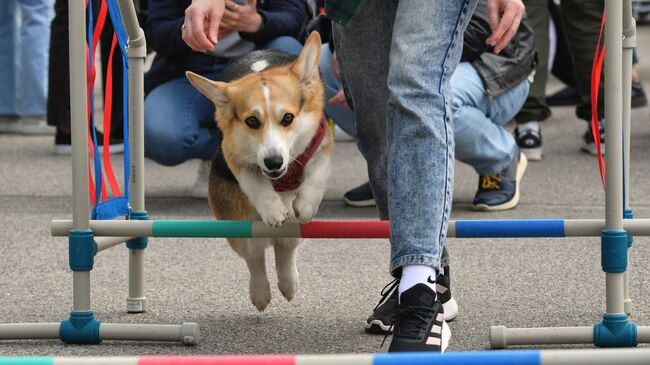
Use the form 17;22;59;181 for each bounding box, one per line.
182;0;226;52
485;0;525;54
328;89;348;108
221;0;262;33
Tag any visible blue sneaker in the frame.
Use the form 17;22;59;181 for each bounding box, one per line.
472;152;527;211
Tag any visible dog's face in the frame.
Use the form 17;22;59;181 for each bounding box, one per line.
187;32;324;180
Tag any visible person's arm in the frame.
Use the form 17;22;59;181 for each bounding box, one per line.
239;0;307;44
147;0;193;57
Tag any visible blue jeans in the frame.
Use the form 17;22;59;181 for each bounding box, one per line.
144;36;303;166
452;63;529;175
334;0;477;274
0;0;53;116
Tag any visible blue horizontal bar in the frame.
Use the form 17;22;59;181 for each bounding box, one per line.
455;220;565;238
373;350;540;365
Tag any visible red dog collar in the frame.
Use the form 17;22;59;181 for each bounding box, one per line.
271;116;328;192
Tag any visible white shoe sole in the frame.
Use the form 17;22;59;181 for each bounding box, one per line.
473;153;528;211
443;297;459;322
581;141;606;156
520;146;542;161
343;197;376;207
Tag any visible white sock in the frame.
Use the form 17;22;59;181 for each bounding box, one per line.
520;121;540;132
398;265;437;302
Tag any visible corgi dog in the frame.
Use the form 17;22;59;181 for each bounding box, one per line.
186;32;333;311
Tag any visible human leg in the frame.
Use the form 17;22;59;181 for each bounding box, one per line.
335;0;476;352
513;0;550;160
18;0;54;117
320;43;356;137
144;75;222;166
0;0;18;118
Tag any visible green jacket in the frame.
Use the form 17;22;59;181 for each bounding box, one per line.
324;0;364;26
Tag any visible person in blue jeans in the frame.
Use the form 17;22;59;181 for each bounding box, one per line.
329;0;525;352
143;0;307;179
180;0;524;353
0;0;54;134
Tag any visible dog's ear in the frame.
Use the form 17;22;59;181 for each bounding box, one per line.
291;31;321;86
186;71;229;106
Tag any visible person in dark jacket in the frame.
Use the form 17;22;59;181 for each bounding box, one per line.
143;0;307;170
343;0;536;212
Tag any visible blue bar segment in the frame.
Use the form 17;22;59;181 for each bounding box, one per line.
373;350;540;365
455;220;565;238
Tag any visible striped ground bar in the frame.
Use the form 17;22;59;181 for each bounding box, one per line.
51;218;650;239
1;349;650;365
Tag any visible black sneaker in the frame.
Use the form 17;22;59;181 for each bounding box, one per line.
364;267;458;335
547;86;580;107
580;118;606;156
472;152;527;211
343;182;376;207
55;129;124;155
387;284;450;352
514;124;542;161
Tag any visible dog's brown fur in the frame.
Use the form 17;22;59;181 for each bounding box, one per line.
187;32;332;311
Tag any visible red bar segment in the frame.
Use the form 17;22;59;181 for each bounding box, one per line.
301;220;390;238
139;355;295;365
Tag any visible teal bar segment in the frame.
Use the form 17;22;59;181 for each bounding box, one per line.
152;220;252;238
0;358;53;365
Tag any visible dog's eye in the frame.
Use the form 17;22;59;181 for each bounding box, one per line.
245;116;261;129
280;113;294;127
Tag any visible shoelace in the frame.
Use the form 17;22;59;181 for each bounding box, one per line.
480;175;501;190
373;279;399;311
380;304;437;348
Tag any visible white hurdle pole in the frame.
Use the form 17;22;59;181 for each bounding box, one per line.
116;0;148;314
622;0;636;316
490;0;648;348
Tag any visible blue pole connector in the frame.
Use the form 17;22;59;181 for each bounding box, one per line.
624;209;634;247
68;230;97;271
126;211;149;249
601;230;628;273
60;311;102;344
594;313;637;347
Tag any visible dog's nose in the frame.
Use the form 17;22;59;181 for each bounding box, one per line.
263;155;284;171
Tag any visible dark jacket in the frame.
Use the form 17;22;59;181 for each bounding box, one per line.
145;0;307;94
462;0;537;96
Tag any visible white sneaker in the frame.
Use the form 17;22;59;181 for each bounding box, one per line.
191;160;210;198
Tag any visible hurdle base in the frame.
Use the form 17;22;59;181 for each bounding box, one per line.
624;299;633;316
490;324;650;349
126;297;147;313
0;321;198;345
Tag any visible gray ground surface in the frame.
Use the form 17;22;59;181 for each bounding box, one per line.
0;25;649;357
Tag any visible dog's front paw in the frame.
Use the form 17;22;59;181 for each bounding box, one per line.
259;199;289;227
293;197;317;224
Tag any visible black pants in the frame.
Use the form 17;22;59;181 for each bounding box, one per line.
47;0;124;137
515;0;604;124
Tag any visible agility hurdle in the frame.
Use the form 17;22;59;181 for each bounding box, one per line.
0;0;648;357
2;348;650;365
